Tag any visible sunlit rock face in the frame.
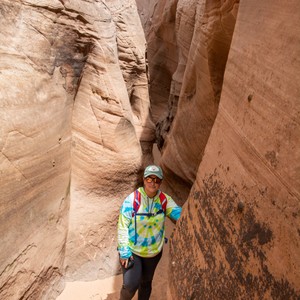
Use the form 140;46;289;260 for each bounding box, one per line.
1;0;299;298
0;0;152;297
142;0;239;203
66;0;153;281
166;0;300;299
0;1;73;299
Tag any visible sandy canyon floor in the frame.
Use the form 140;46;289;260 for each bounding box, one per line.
57;219;174;300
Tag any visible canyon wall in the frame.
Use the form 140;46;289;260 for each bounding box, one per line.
142;0;239;203
1;0;299;299
0;0;152;298
0;1;73;298
151;0;299;299
65;0;153;281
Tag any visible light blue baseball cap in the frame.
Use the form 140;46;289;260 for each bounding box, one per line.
143;165;163;179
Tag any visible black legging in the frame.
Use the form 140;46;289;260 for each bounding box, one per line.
120;251;163;300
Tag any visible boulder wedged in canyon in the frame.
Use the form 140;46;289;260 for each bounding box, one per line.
168;0;300;298
1;0;153;298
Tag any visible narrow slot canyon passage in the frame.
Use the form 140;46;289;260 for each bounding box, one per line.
57;222;176;300
57;144;176;300
1;0;299;299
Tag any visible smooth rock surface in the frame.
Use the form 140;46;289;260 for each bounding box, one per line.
65;0;152;281
1;0;299;299
0;1;73;298
157;0;239;203
0;0;153;298
166;0;300;298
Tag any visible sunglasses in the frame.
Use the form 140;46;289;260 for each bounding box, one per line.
145;176;162;184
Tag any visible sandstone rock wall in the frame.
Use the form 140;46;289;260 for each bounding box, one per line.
144;0;179;125
163;0;300;298
1;0;299;298
143;0;239;203
0;1;73;298
0;0;153;298
66;0;153;281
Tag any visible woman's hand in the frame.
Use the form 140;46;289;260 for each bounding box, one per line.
120;257;129;268
120;256;134;269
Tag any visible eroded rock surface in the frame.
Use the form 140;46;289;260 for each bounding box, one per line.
1;0;153;298
145;0;239;203
1;0;299;299
0;1;73;298
65;0;153;281
165;0;300;298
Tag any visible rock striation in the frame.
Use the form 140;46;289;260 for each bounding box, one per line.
65;0;153;281
1;0;153;298
150;0;239;203
151;0;300;299
1;0;299;299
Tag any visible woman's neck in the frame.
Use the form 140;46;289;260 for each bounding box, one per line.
144;189;157;198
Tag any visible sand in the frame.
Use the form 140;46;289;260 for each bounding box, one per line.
56;274;125;300
57;219;174;300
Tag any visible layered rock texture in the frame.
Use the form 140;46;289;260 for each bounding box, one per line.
154;0;299;299
1;0;152;298
1;0;299;299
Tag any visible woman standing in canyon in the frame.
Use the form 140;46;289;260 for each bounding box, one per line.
117;165;182;300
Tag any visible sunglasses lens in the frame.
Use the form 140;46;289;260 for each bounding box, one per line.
145;177;162;184
155;178;162;184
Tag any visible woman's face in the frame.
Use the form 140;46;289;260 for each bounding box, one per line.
143;176;162;197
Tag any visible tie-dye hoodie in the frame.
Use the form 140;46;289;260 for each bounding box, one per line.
117;187;182;259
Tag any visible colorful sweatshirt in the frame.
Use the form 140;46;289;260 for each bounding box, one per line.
117;187;182;259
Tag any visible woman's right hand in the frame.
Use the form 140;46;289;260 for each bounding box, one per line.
120;257;129;268
120;256;134;269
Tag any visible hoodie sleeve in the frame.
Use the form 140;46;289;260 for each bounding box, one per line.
117;193;134;259
165;196;182;221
